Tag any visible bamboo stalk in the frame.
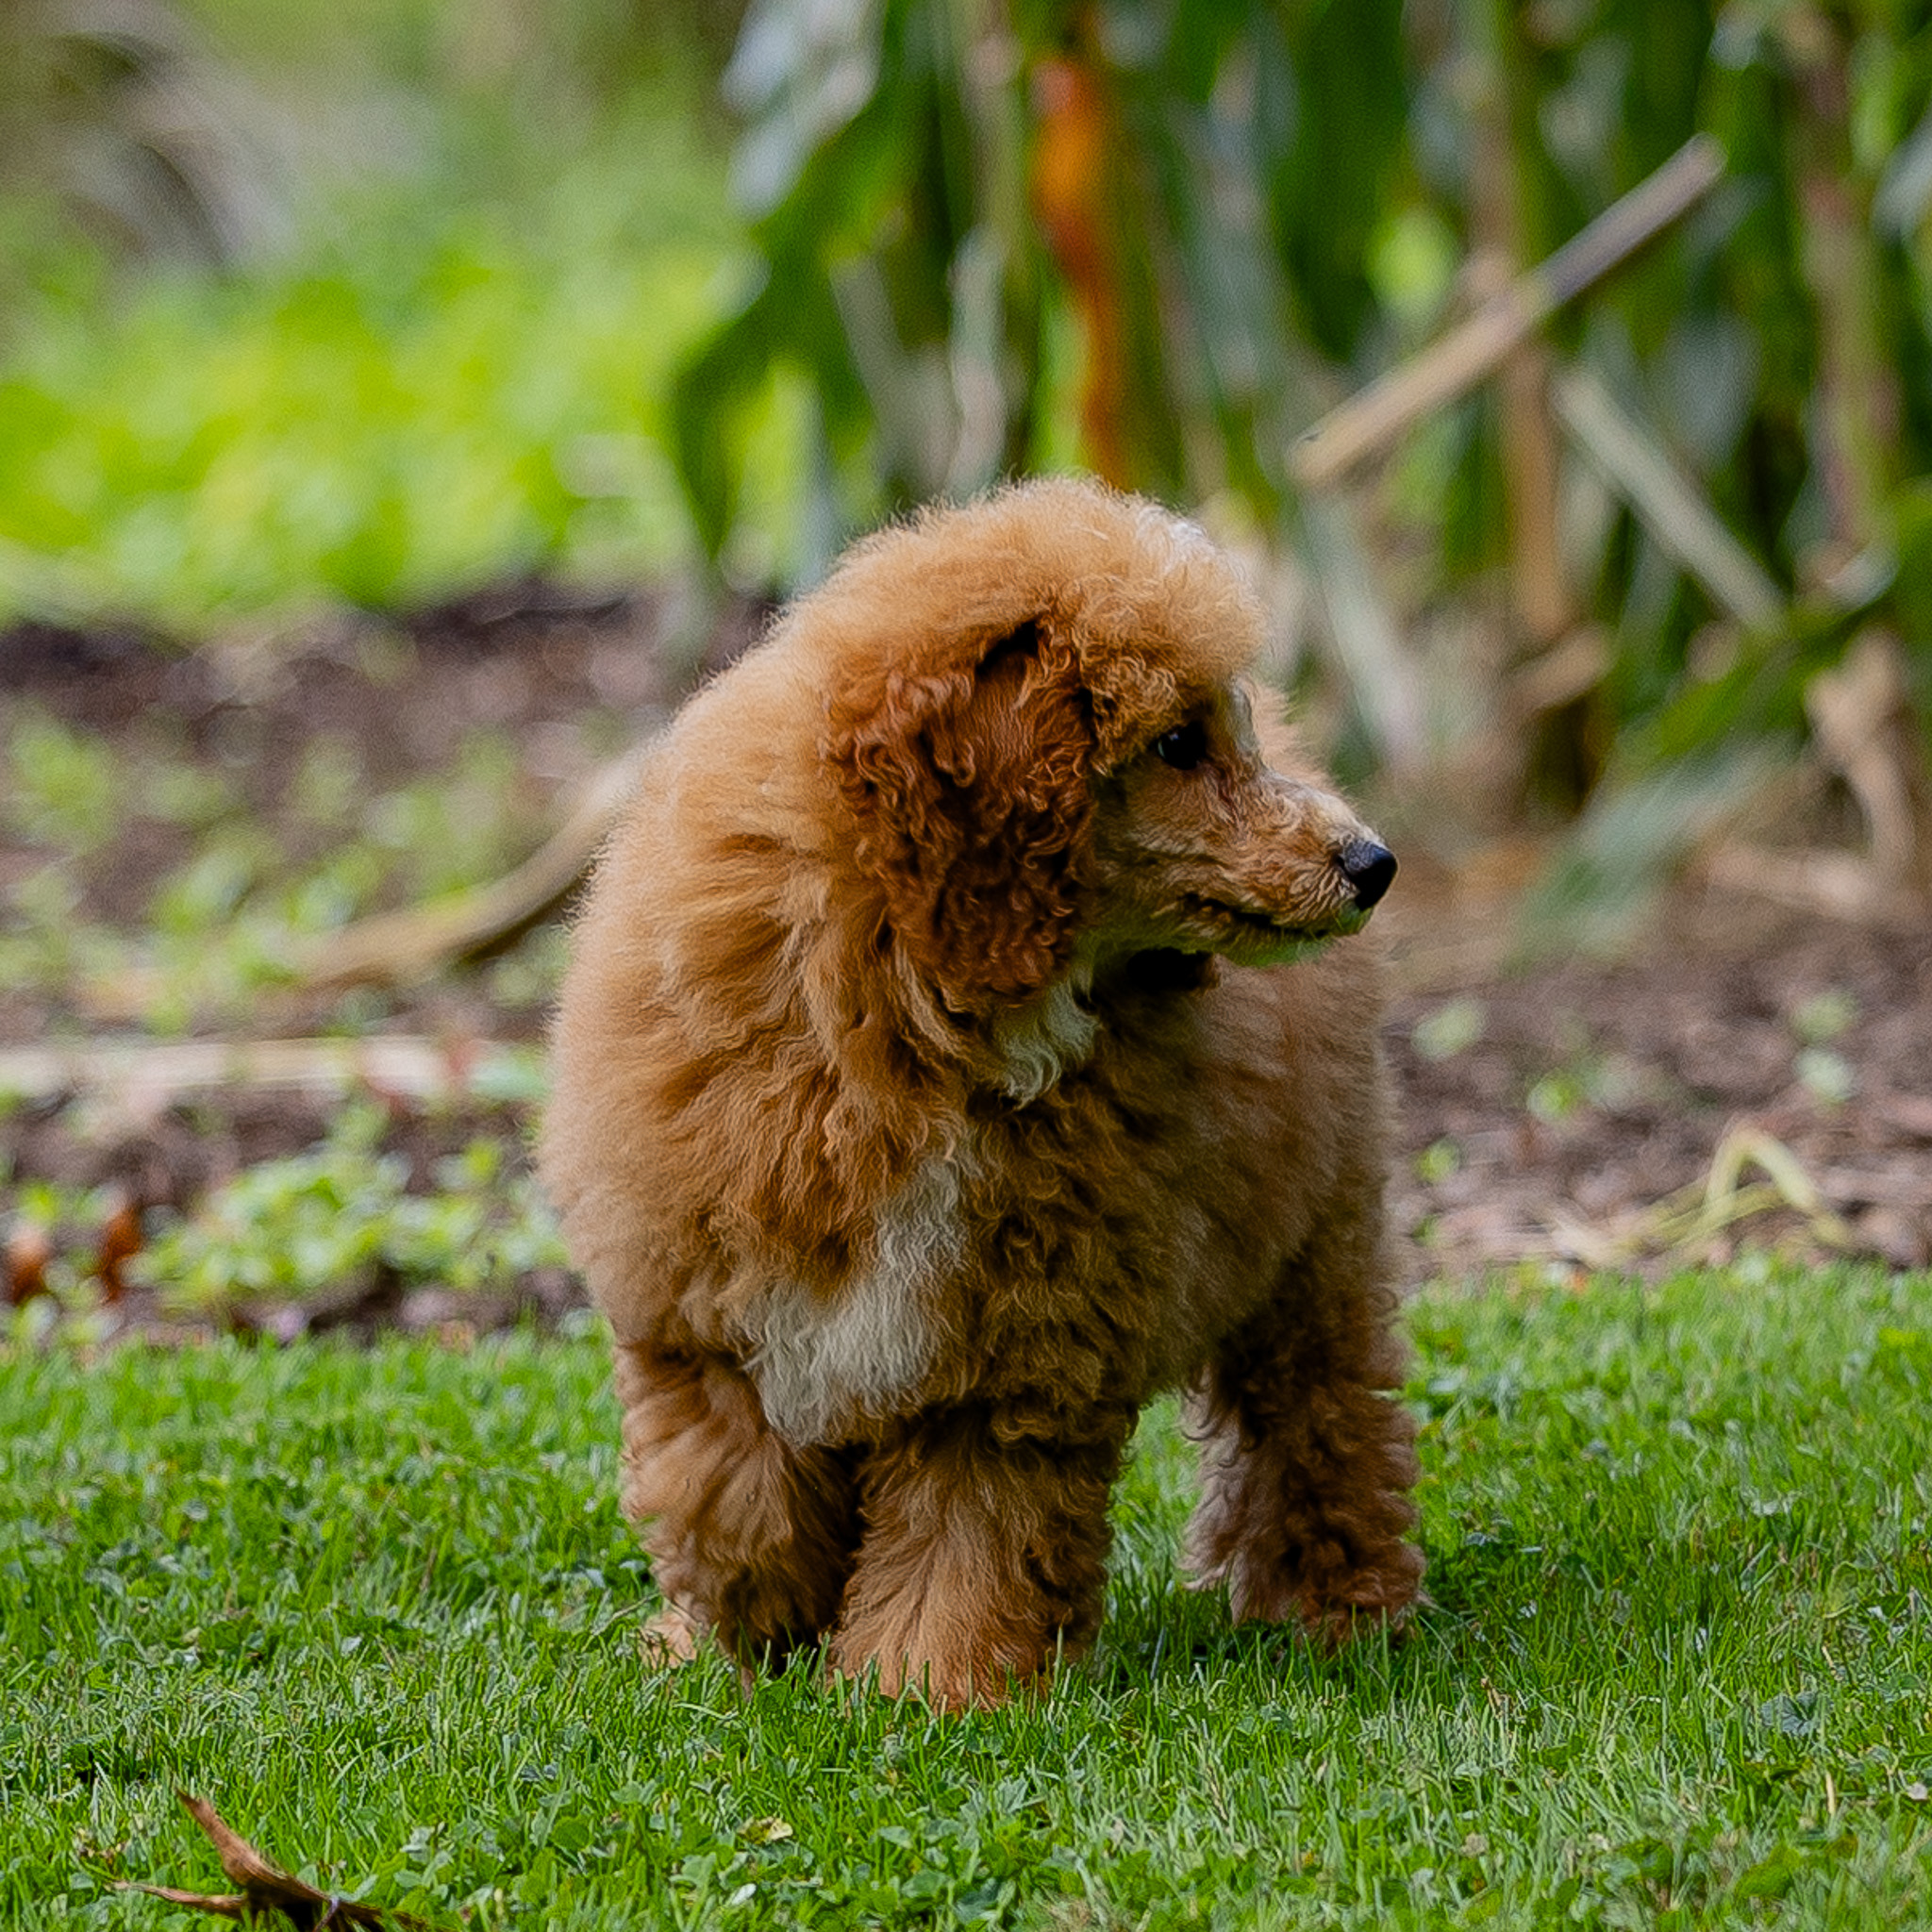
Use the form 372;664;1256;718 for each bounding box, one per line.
1781;11;1899;555
1290;136;1725;491
1547;363;1784;630
1477;0;1574;644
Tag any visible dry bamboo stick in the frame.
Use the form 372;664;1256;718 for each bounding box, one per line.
1547;363;1784;629
1289;135;1725;491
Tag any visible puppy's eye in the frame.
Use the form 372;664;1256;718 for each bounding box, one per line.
1153;722;1208;771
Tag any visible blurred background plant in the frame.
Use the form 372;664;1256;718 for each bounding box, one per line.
2;0;1928;928
0;0;260;263
674;0;1932;937
6;0;1931;1324
0;0;748;625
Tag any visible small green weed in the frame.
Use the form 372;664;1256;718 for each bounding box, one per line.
2;712;122;853
0;708;576;1024
132;1103;565;1314
1790;991;1861;1108
1410;996;1487;1063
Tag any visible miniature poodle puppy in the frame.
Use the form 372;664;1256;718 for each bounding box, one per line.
541;475;1423;1708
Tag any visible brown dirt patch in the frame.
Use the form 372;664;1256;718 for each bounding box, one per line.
4;598;1926;1338
1383;891;1932;1279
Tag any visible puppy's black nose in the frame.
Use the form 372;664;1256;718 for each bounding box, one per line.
1338;840;1397;910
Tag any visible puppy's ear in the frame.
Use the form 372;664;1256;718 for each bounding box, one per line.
827;621;1094;1011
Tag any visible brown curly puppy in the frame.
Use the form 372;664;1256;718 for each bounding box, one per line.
541;476;1423;1708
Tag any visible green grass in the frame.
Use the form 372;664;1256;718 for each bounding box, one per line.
5;1265;1931;1929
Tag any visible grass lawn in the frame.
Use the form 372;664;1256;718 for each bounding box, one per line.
4;1263;1930;1929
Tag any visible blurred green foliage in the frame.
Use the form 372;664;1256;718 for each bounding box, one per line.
1;0;1927;895
0;127;741;625
0;0;764;627
676;0;1932;874
681;0;1932;571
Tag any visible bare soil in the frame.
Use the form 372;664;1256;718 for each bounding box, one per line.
4;596;1927;1335
1382;891;1932;1279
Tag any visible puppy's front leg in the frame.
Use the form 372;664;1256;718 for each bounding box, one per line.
613;1340;860;1667
1186;1224;1424;1645
830;1408;1130;1708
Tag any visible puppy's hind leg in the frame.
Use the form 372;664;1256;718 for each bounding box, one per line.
612;1340;860;1671
1185;1219;1424;1647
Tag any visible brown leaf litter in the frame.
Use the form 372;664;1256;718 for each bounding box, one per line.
124;1792;435;1929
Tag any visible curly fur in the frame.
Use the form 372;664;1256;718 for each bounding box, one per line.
542;476;1424;1708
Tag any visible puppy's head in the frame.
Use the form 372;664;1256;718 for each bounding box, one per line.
1084;677;1394;972
815;479;1391;1013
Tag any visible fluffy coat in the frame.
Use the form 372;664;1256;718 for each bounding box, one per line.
541;477;1424;1707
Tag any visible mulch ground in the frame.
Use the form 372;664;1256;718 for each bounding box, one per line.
4;594;1927;1337
1383;899;1932;1279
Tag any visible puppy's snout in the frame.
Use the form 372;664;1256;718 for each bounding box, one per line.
1337;839;1397;910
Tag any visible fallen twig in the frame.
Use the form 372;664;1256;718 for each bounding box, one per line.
75;744;652;1023
295;741;651;992
124;1791;433;1929
0;1035;539;1124
1704;842;1925;926
1290;136;1725;491
1547;363;1785;630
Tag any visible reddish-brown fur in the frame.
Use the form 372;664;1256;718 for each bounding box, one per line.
541;477;1424;1708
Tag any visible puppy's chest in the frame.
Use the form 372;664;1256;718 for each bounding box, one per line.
741;1058;1292;1444
952;1073;1280;1379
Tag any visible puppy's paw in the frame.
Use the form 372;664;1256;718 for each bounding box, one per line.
1291;1588;1430;1652
828;1620;1051;1712
638;1602;707;1670
1230;1547;1428;1651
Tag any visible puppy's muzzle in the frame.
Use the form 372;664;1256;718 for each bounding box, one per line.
1337;839;1397;911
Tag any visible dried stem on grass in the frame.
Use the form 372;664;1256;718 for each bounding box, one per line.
124;1792;433;1929
1545;1124;1857;1271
